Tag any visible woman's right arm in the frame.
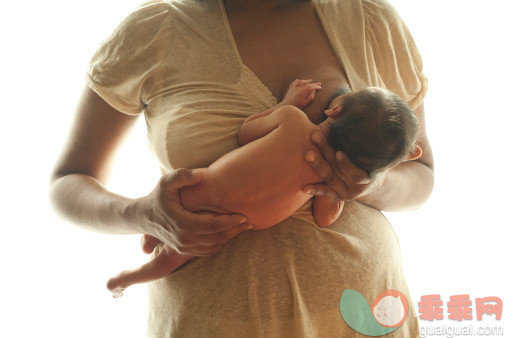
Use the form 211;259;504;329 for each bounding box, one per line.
48;85;141;234
48;86;251;256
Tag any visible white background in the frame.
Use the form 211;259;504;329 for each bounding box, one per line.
1;0;505;337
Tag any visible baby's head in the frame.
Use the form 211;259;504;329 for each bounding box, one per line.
326;87;421;178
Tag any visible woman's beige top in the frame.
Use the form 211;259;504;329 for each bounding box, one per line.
85;0;428;336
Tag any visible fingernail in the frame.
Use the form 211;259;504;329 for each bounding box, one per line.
247;225;254;230
305;152;315;161
304;188;315;194
191;169;202;177
311;133;321;143
240;216;248;223
356;177;370;184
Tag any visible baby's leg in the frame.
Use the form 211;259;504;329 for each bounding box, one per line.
106;245;194;297
312;195;345;227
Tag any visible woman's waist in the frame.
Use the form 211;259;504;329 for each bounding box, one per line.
148;203;405;328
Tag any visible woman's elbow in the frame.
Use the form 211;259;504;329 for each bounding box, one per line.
410;162;435;210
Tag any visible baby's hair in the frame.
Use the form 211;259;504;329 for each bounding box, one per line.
327;88;418;178
326;87;352;109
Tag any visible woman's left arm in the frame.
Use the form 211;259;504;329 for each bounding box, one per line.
303;101;434;212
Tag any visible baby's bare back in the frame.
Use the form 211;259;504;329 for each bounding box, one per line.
179;115;323;229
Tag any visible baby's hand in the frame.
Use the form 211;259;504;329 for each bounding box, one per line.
283;79;322;109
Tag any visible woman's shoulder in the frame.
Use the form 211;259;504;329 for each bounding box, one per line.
319;0;400;22
116;0;216;36
116;0;171;33
359;0;403;26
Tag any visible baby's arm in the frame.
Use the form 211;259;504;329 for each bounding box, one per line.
312;195;345;227
237;106;285;146
238;79;321;145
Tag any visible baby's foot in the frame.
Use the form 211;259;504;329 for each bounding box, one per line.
106;272;131;298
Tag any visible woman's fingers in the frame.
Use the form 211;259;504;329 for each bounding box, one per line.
159;213;251;255
304;149;348;200
169;212;251;254
304;131;371;201
141;234;161;254
307;131;348;186
178;244;225;256
303;182;340;200
303;151;372;200
309;132;339;169
335;151;371;184
190;221;253;247
187;212;250;235
180;219;253;255
158;168;205;204
149;168;251;256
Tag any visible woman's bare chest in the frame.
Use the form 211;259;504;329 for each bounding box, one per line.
226;1;351;123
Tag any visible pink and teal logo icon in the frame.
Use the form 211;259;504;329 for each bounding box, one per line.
340;289;409;336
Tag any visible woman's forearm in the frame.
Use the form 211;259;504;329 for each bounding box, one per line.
356;161;434;212
48;173;142;235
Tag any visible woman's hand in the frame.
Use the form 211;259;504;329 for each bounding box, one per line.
302;109;386;202
132;168;251;256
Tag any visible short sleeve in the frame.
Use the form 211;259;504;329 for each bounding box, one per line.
362;0;428;109
85;0;169;115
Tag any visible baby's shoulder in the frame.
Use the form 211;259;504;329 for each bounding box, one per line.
277;105;311;125
277;107;320;138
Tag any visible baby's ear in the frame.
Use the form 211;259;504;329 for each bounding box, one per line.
324;104;344;118
406;145;423;161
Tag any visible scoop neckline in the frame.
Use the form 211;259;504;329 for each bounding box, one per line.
217;0;351;104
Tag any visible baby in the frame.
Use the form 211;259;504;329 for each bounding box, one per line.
106;80;422;297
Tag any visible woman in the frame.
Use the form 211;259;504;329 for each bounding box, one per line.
49;0;433;336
